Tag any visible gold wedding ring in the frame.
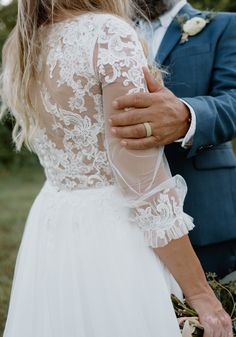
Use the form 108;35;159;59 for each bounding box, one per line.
143;122;152;137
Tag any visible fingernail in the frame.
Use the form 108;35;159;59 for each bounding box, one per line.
121;140;128;147
108;119;112;125
112;101;119;108
111;128;116;134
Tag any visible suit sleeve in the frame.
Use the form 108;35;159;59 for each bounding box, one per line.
182;14;236;158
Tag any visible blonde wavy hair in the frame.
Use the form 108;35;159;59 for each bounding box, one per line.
1;0;142;150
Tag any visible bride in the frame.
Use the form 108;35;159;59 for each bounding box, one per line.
1;0;232;336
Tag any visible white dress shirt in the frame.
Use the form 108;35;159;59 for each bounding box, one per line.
139;0;196;148
152;0;187;57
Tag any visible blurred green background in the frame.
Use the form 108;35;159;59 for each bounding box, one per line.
0;0;235;335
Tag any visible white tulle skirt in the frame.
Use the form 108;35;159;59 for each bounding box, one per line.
4;181;182;337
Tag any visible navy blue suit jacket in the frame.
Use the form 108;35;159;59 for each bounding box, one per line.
156;3;236;246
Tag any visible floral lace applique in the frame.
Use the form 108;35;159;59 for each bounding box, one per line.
132;176;194;247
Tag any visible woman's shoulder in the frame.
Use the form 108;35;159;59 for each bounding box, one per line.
78;12;136;36
81;12;129;24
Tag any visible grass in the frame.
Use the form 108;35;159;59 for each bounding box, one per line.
0;165;45;335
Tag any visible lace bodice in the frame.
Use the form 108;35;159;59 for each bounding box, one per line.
31;13;194;247
32;14;115;190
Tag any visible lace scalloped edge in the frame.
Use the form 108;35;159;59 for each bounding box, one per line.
142;213;195;248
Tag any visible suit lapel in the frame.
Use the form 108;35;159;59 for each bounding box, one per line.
156;3;202;65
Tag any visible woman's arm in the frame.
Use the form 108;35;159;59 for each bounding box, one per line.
94;15;194;248
94;15;232;337
155;236;232;337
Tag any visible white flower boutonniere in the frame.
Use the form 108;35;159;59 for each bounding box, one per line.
177;12;216;44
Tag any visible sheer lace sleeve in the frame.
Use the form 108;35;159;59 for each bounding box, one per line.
94;15;194;248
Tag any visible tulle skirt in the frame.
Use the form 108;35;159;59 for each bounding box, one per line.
3;181;182;337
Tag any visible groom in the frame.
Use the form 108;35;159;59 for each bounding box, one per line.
110;0;236;277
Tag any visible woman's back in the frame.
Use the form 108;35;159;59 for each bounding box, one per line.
32;13;117;191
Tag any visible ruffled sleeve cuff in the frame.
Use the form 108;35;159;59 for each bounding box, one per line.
139;212;194;248
131;175;195;248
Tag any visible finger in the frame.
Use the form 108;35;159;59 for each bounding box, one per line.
112;92;152;110
109;109;152;126
111;123;147;139
120;136;158;150
143;67;163;93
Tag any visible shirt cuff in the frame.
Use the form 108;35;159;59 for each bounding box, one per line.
175;99;196;149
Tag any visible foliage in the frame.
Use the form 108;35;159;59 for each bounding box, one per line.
190;0;236;12
0;1;17;62
0;115;40;169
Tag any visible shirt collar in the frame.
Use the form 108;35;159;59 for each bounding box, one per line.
159;0;187;28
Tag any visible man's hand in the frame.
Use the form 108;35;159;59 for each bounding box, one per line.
110;67;191;150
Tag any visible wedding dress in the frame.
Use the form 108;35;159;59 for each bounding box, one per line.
3;13;194;337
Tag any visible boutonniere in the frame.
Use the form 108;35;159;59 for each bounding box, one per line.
176;12;216;44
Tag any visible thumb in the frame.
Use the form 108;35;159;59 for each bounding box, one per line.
143;67;163;93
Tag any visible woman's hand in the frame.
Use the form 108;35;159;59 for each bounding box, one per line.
186;290;233;337
154;237;233;337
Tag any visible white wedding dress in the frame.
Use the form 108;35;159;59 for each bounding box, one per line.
3;13;194;337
